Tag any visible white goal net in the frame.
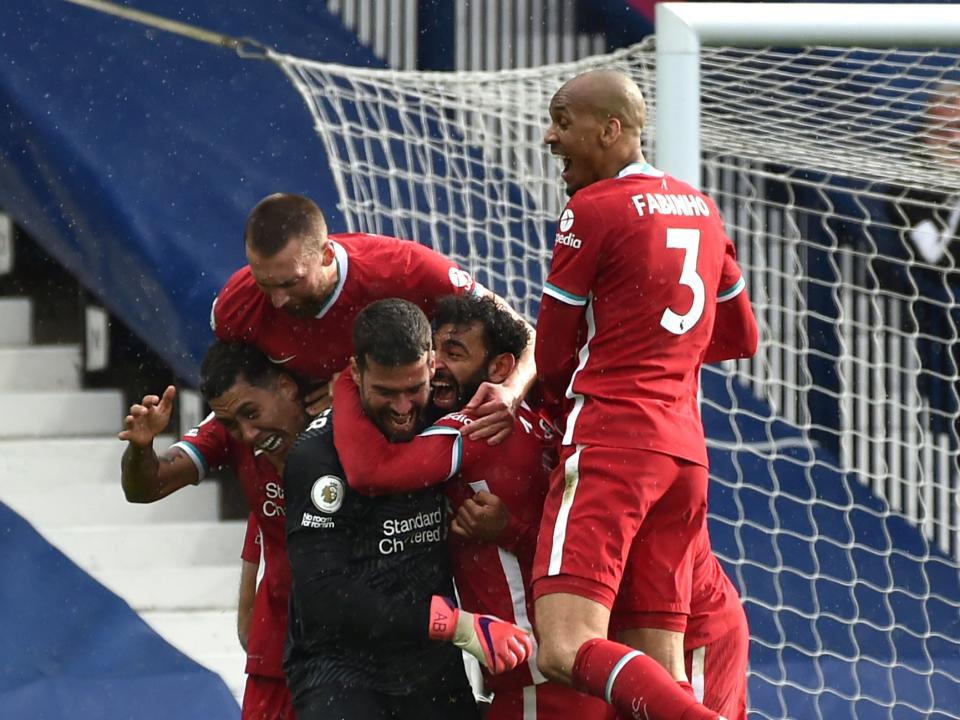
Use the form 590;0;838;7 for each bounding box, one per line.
272;32;960;719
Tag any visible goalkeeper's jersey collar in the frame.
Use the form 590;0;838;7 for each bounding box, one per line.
617;161;664;179
314;240;350;319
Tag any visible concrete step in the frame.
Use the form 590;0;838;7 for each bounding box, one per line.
94;565;241;612
0;390;123;437
0;435;177;486
45;520;247;571
0;345;81;390
193;650;247;702
0;297;32;345
141;609;242;656
0;481;220;527
141;611;247;700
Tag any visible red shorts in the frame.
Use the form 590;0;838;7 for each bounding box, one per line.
489;682;609;720
242;674;297;720
532;445;707;631
685;620;750;720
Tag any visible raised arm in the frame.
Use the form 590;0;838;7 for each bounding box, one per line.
118;385;200;503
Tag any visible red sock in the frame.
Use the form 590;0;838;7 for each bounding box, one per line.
571;638;719;720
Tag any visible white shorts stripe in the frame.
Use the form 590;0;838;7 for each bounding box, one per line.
522;685;537;719
547;444;584;576
691;645;706;702
468;480;547;685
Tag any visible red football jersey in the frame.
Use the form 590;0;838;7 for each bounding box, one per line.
685;524;746;651
173;418;289;679
211;233;479;383
241;511;261;563
536;163;746;467
331;373;553;690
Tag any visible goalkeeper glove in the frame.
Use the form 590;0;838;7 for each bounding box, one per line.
428;595;533;674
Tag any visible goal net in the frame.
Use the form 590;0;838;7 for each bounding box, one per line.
271;27;960;719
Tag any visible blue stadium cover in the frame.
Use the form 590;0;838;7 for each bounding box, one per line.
0;501;239;719
0;1;384;382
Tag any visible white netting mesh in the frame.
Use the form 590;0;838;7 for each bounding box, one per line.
272;39;960;719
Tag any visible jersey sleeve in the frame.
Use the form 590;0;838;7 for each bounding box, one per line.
401;240;483;302
536;196;605;406
241;512;261;563
541;195;604;308
704;233;759;363
332;371;469;495
210;267;261;343
171;413;232;479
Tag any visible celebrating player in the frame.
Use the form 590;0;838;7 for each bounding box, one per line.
212;192;534;441
119;343;311;719
282;299;532;720
332;293;742;719
530;69;758;720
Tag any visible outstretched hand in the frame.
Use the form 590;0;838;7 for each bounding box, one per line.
118;385;176;447
461;382;518;445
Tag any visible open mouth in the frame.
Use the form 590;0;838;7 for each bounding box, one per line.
387;411;416;433
256;434;284;452
431;378;458;408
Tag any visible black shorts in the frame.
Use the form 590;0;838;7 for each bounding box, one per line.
294;682;479;720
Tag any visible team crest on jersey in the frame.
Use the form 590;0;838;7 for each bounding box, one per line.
448;267;473;289
311;475;345;513
559;207;574;232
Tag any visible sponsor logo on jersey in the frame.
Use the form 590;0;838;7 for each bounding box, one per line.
311;475;345;514
262;481;285;517
554;231;582;249
559;207;575;232
379;507;445;555
448;267;474;289
631;192;710;218
442;412;472;426
301;512;335;529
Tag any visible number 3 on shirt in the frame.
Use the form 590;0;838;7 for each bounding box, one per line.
660;228;705;335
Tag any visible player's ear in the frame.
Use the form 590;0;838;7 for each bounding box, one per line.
428;350;436;379
276;373;298;400
486;352;515;384
349;357;362;387
320;240;335;268
600;116;621;147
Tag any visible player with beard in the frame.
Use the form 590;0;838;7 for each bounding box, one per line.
211;192;533;443
332;294;748;718
120;342;311;719
333;294;718;719
282;299;532;720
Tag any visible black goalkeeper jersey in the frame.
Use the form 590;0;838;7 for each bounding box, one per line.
282;409;465;699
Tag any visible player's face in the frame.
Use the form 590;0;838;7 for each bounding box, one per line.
544;88;607;196
209;376;305;461
432;322;489;412
354;353;434;442
247;236;334;318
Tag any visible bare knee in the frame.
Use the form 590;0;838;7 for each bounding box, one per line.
536;635;582;684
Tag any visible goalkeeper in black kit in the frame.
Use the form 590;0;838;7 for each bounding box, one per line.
283;298;533;719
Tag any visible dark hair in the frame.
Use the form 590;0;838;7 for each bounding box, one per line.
432;294;529;361
199;341;286;402
244;193;327;258
353;299;432;370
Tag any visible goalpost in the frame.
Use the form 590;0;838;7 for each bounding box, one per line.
269;5;960;717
